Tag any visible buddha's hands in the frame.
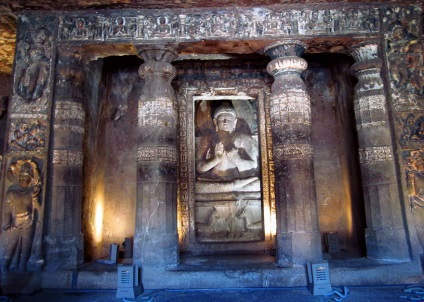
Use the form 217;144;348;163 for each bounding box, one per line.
226;147;241;164
214;142;225;159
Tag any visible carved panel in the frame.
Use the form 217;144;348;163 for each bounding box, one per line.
11;16;55;115
8;119;47;152
383;5;423;111
177;79;274;252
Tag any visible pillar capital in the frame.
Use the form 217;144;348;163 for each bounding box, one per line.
350;40;382;75
264;40;307;59
349;40;384;98
265;40;308;87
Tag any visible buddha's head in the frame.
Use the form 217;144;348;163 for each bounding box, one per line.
213;103;237;133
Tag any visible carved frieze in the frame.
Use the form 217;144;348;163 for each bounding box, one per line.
58;7;380;42
359;146;393;164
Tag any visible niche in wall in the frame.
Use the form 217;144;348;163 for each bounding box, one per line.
305;53;366;257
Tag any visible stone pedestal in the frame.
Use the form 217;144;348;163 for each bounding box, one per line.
265;41;322;265
44;48;85;270
350;41;410;261
134;46;179;274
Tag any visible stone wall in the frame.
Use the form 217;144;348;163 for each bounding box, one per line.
0;1;422;292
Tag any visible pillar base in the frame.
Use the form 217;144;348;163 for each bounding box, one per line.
365;228;410;262
43;234;84;270
134;233;179;270
1;271;41;294
276;231;322;266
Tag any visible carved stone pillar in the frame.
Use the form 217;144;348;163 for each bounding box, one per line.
44;48;85;270
350;41;410;261
134;46;179;273
0;16;54;293
265;41;322;265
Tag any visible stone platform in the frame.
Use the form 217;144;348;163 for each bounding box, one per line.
39;253;424;291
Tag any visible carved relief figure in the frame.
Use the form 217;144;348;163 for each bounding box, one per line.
398;114;424;146
0;96;7;118
195;101;260;193
15;29;51;102
155;16;171;35
195;204;263;241
9;120;47;152
387;23;423;95
1;159;42;271
404;150;424;249
113;17;128;36
406;150;424;209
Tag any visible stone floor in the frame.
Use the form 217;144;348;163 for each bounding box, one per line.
5;285;424;302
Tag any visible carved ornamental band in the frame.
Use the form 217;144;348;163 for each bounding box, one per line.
53;150;84;166
273;144;314;160
55;101;85;121
270;92;311;126
137;146;177;163
354;95;387;117
359;146;393;164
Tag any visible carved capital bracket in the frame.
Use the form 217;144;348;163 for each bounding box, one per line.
137;46;178;63
138;60;177;80
56;48;85;84
137;46;177;80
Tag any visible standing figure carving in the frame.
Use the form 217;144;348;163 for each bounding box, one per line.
196;102;260;193
1;159;41;271
15;29;51;102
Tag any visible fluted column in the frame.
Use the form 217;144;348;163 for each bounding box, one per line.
350;41;409;261
44;48;85;270
265;41;322;265
133;46;179;271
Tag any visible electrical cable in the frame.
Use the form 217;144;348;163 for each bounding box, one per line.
321;286;349;301
400;285;424;300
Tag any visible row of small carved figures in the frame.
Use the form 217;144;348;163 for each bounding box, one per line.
59;10;377;40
